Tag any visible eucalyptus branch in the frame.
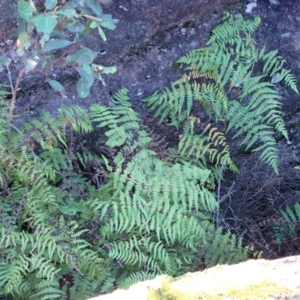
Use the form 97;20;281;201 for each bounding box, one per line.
6;66;26;146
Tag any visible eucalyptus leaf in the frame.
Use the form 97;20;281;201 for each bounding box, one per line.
66;47;98;64
24;58;38;72
90;21;98;29
77;65;94;87
82;21;92;37
84;0;102;17
67;20;85;33
82;63;92;74
45;0;57;10
17;31;34;56
56;8;77;18
34;15;58;34
17;16;26;33
97;26;107;41
0;56;11;68
18;0;33;21
101;14;119;23
39;34;51;48
43;39;73;52
102;66;117;74
101;21;116;30
17;48;24;56
48;30;63;38
77;77;90;98
49;80;65;92
28;0;37;12
17;31;32;46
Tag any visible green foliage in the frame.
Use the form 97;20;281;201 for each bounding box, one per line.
273;203;300;245
144;12;298;174
0;85;249;298
1;0;118;98
0;92;106;298
89;88;248;289
0;83;11;98
4;11;298;298
202;224;248;268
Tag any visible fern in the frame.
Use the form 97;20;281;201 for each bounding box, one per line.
118;271;157;289
2;12;298;299
89;88;248;289
0;84;251;298
69;274;100;300
273;203;300;245
144;12;298;174
207;12;261;46
203;224;248;268
0;97;108;299
177;117;237;172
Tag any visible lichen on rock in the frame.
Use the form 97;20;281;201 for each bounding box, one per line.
89;256;300;300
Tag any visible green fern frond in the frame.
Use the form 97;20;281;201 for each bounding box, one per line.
280;69;299;94
177;118;237;171
273;203;300;245
17;105;92;153
208;12;261;45
203;225;248;268
143;82;190;127
144;12;297;173
196;83;228;119
59;105;93;133
262;49;281;75
91;89;221;282
0;83;11;102
112;87;131;106
118;271;157;289
29;279;66;300
69;274;100;300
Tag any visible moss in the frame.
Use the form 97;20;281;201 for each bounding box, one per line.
226;279;294;299
147;277;294;300
147;280;191;300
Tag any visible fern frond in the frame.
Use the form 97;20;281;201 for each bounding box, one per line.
273;203;300;245
144;12;296;173
177;118;237;171
30;279;66;300
0;83;11;98
4;12;298;298
69;274;99;300
207;12;261;45
59;104;93;133
280;69;299;94
203;225;248;268
118;271;157;289
227;89;285;174
143;82;191;127
93;105;220;280
262;49;280;75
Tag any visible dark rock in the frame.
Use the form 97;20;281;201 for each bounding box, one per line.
89;0;241;64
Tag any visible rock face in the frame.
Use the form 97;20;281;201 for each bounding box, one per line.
0;0;242;102
88;256;300;300
93;0;240;64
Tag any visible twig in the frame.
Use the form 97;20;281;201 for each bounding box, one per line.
6;66;26;146
219;181;235;204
